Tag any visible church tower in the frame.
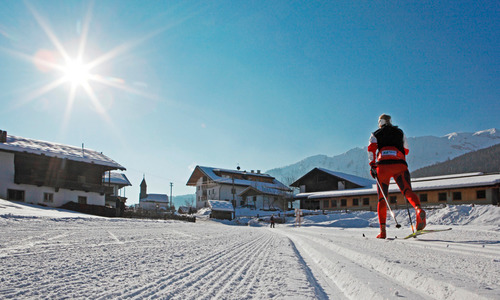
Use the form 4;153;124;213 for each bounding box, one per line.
140;175;147;200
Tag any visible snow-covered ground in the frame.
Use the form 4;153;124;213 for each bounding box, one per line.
1;199;499;299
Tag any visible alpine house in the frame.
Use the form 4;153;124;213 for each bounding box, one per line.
0;130;126;208
186;166;291;210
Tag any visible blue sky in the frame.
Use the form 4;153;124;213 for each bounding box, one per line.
0;1;498;204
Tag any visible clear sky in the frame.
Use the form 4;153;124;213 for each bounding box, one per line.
0;1;498;204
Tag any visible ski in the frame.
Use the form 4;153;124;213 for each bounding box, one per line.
404;228;452;239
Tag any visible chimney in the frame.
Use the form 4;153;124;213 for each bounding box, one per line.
0;130;6;143
257;170;261;174
251;170;254;173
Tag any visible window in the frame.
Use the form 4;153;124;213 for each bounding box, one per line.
353;198;359;206
331;200;337;207
78;196;87;205
43;193;54;203
420;194;428;202
8;189;25;202
452;192;462;201
341;199;347;207
438;192;447;201
363;198;370;205
477;190;486;199
390;196;397;204
323;200;329;208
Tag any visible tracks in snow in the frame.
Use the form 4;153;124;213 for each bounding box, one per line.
117;233;272;299
278;228;500;300
2;218;498;299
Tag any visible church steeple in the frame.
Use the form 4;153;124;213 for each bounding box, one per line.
140;175;147;200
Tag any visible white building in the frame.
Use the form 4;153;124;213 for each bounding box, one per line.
0;130;125;207
186;166;291;210
138;176;169;211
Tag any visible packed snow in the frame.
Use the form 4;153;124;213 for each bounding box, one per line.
1;199;499;299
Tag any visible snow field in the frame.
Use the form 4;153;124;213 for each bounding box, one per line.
0;218;319;299
1;200;499;299
279;227;500;299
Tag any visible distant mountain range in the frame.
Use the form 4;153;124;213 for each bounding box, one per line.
412;143;500;178
266;128;500;184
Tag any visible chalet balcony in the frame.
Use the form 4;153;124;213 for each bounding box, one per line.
15;174;114;194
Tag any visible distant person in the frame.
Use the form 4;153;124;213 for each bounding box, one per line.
368;114;426;239
270;215;275;228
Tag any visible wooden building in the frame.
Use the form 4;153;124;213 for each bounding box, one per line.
290;168;375;209
296;172;500;211
208;200;235;220
0;130;125;207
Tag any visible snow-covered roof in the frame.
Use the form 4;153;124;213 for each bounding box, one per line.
411;173;500;191
0;134;125;170
188;166;290;192
140;194;168;203
298;172;500;199
102;172;132;186
208;200;234;212
411;172;483;182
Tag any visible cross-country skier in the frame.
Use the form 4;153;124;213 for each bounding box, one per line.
368;114;426;239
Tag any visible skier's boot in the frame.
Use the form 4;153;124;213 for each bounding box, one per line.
376;224;386;239
416;207;426;231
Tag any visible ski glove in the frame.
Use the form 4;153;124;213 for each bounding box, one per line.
369;163;377;179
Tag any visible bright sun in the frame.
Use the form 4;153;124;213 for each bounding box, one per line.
63;59;91;87
22;2;158;130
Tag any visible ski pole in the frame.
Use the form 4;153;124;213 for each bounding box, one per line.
374;175;401;228
405;197;415;233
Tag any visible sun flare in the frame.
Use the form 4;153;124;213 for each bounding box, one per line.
17;2;161;135
63;59;91;87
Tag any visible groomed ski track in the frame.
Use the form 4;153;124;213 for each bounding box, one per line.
277;226;500;299
1;217;499;299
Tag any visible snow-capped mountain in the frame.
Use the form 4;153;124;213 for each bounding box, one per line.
266;128;500;184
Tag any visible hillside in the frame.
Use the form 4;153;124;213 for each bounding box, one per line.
412;143;500;178
267;128;500;183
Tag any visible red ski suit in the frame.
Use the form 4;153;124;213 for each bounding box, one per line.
368;125;421;226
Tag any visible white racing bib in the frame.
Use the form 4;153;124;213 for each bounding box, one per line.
381;150;398;157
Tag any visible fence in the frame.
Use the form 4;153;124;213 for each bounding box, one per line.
123;209;196;223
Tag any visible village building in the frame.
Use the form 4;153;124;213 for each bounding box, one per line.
0;130;126;208
102;172;132;209
208;200;235;220
290;168;375;210
138;176;169;211
186;166;291;210
295;171;500;211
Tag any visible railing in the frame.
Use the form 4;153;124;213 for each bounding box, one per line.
15;174;113;194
